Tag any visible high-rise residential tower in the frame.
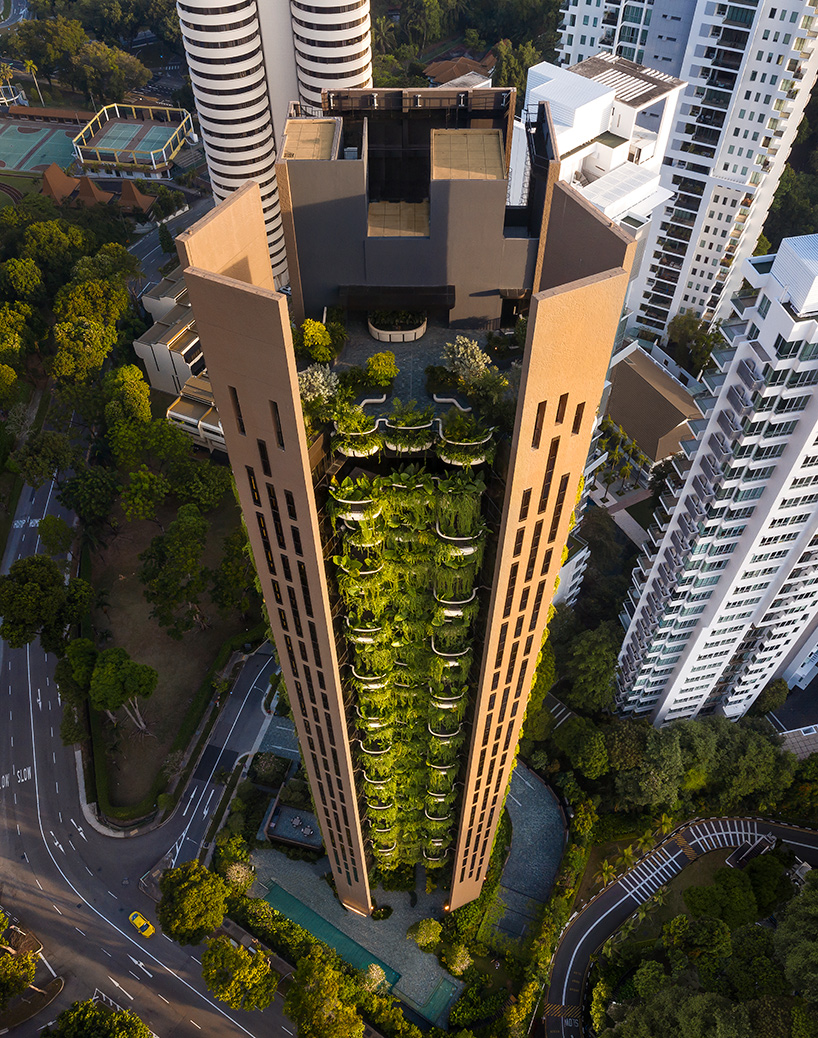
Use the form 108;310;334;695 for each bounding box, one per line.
558;0;818;337
618;236;818;724
177;0;372;281
176;87;635;912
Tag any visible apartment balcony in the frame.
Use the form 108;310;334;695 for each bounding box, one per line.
698;89;731;111
715;28;750;50
731;290;758;315
675;193;703;213
707;70;738;90
660;223;693;243
694;393;717;418
681;438;699;460
657;239;688;257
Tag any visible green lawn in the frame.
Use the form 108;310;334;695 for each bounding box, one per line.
625;495;657;531
0;172;42;207
631;848;732;940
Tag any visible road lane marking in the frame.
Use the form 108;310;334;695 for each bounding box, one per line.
38;952;56;978
190;956;201;964
75;927;86;936
156;993;170;1004
68;839;76;851
129;971;140;980
35;878;42;890
107;977;134;1001
24;646;259;1038
107;890;118;900
52;905;62;914
190;1022;202;1030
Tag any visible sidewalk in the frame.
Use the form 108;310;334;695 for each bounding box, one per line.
588;484;650;547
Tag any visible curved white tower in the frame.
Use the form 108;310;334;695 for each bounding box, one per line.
290;0;372;112
177;0;372;284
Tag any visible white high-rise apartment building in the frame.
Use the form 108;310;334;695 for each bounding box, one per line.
178;0;372;281
558;0;818;338
618;236;818;723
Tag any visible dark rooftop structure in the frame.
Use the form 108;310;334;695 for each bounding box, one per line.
571;53;684;109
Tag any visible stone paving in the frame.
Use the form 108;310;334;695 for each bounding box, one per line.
335;317;479;413
251;849;462;1024
491;763;566;945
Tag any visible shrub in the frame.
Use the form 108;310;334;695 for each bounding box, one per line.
449;983;507;1027
366;351;399;387
407;918;442;950
369;309;424;331
300;319;334;362
298;363;339;405
444;942;472;976
372;904;393;920
443;336;491;386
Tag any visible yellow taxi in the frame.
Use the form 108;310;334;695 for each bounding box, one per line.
128;911;155;937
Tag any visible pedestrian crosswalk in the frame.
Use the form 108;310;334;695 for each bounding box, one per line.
618;843;684;904
686;818;759;855
543;1003;581;1018
546;694;574;729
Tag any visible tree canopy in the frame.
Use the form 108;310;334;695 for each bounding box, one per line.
42;998;153;1037
201;935;278;1011
157;861;229;945
88;646;157;730
283;947;365;1038
0;554;92;654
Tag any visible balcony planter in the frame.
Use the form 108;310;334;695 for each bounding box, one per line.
437;412;495;467
351;667;389;687
383;400;436;453
362;770;391;786
333;405;382;458
431;637;470;658
360;742;392;756
428;722;462;739
431;688;467;709
423;848;449;862
367;310;426;343
424;808;453;822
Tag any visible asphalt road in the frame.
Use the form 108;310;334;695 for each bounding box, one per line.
543;816;818;1038
0;472;287;1037
129;195;215;291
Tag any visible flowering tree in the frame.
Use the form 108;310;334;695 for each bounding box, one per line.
443;336;491;387
298;364;339;405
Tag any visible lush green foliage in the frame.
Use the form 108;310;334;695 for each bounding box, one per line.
42;999;153;1037
0;554;92;654
201;935;278;1011
157;861;229;945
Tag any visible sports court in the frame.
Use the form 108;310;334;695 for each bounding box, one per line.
0;122;77;172
88;119;180;155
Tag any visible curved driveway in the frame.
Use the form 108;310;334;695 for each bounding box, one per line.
543;817;818;1037
0;474;283;1037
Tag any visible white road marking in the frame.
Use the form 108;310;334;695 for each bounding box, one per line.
156;993;170;1004
35;878;42;890
190;1021;202;1030
52;905;62;915
75;927;86;937
38;952;56;978
129;970;140;980
107;977;134;1001
24;645;259;1038
108;890;118;900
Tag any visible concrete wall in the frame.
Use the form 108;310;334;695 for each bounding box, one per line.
449;244;635;907
177;183;372;915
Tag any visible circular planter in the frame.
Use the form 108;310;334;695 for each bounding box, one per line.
437;430;494;467
367;316;427;342
428;723;462;740
362;771;390;785
332;496;381;522
431;638;470;658
423;848;449;862
424;808;453;821
351;667;389;686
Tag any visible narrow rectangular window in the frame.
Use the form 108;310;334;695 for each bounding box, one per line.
281;556;292;582
532;401;547;448
541;547;553;576
519;488;532;521
491;670;500;691
291;527;303;557
287;586;303;637
298;561;314;617
278;608;289;632
299;640;308;663
494;623;509;668
503;563;519;618
308;621;322;668
519;586;530;610
525;520;543;582
284;490;297;520
539;438;560;512
513;529;525;557
257;439;271;477
246;466;260;506
572;402;585;434
284;635;298;674
271;401;285;450
228;386;245;435
514;616;524;638
549;474;571;542
556;393;569;424
271;579;283;604
529;580;546;631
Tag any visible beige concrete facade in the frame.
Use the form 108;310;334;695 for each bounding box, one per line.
177;183;372;913
178;90;634;915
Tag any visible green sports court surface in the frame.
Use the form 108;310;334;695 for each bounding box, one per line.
87;120;179;154
0;122;77;172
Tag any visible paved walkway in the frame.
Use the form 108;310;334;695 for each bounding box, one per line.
491;764;566;946
588;485;650;547
543;817;818;1038
258;715;300;759
251;850;462;1025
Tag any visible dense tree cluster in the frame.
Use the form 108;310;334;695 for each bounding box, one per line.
42;998;153;1037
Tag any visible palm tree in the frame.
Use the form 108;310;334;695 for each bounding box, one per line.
617;844;637;872
656;812;674;836
0;63;13;102
372;15;396;54
651;886;668;908
618;461;633;491
637;830;654;855
596;859;617;887
24;60;44;106
601;937;616;959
